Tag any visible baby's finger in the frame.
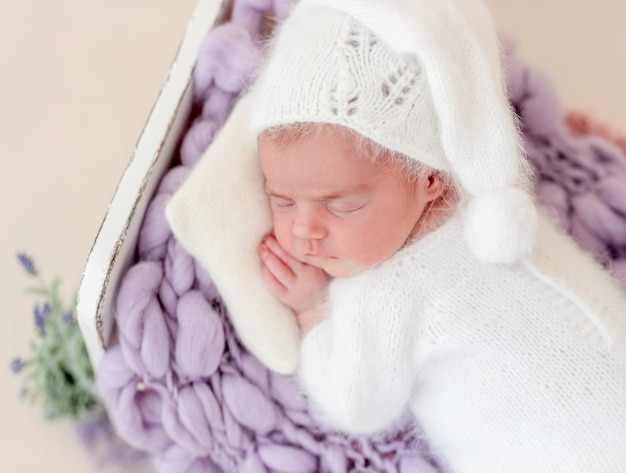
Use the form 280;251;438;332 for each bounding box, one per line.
261;263;288;299
265;236;302;272
260;244;296;287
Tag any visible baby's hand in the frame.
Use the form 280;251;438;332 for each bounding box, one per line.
258;234;330;333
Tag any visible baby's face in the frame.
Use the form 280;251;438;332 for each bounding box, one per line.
258;125;437;277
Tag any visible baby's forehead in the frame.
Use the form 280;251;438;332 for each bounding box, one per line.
258;124;426;200
259;123;425;182
259;123;391;161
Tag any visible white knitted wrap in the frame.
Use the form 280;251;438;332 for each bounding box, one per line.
250;0;539;264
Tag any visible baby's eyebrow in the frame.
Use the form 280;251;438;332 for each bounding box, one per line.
263;183;286;198
312;184;373;201
312;191;359;201
266;190;292;199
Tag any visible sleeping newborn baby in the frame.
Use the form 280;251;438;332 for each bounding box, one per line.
250;0;626;472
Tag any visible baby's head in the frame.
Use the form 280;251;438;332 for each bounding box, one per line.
250;0;538;266
258;123;455;277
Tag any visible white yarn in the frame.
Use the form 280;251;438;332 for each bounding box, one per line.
464;187;537;263
250;7;446;170
299;211;626;472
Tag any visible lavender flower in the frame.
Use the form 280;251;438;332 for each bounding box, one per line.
13;254;101;421
10;358;24;373
63;310;74;326
17;253;37;275
33;303;51;336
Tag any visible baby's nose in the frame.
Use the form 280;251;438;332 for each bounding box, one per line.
293;212;326;240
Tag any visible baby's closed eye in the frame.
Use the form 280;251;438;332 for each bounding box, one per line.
270;196;295;209
326;201;366;214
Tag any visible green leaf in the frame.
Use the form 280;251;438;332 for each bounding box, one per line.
15;261;103;421
49;277;62;308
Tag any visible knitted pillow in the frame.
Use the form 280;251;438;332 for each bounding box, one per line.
166;92;300;375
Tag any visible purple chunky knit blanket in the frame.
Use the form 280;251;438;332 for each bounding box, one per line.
96;0;626;472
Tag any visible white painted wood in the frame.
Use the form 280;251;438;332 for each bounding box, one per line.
77;0;228;370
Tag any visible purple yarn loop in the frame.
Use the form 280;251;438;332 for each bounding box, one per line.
97;4;626;473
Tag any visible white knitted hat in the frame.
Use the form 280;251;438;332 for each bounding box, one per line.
251;6;447;169
250;0;538;264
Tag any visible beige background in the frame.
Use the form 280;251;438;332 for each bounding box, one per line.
0;0;624;471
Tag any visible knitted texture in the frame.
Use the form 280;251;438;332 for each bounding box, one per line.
250;0;537;264
300;209;626;472
96;0;626;471
249;7;444;169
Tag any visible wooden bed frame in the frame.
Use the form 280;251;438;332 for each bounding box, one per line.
76;0;230;370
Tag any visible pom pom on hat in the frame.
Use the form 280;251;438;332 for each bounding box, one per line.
250;0;539;264
464;188;538;264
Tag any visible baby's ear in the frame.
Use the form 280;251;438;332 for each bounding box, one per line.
423;172;446;201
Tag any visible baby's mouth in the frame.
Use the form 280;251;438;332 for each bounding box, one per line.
302;254;335;267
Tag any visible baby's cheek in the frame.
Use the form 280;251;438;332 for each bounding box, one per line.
272;220;296;256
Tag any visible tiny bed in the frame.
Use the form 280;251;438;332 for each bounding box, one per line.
77;0;626;472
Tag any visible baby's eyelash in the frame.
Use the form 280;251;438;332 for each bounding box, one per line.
327;202;365;213
270;197;294;208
